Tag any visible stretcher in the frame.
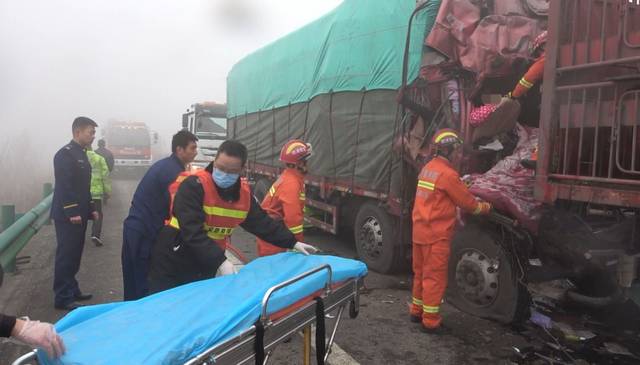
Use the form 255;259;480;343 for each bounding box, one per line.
12;254;367;365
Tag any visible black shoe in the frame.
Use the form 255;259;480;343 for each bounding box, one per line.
54;302;84;311
75;293;93;301
410;315;422;323
420;324;450;335
92;236;103;246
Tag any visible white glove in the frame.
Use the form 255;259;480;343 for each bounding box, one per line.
293;242;319;255
216;259;237;277
13;318;65;359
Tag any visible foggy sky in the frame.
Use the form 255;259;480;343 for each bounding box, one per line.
0;0;342;157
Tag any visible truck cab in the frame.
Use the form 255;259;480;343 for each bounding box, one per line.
182;102;227;168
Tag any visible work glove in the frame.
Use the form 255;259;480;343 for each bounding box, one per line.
13;318;65;359
216;259;237;277
478;202;492;214
293;242;319;255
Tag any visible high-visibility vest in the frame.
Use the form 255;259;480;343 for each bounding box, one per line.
166;170;251;249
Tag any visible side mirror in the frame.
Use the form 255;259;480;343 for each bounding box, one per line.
153;132;159;144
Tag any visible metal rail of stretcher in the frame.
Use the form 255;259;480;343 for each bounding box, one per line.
12;264;363;365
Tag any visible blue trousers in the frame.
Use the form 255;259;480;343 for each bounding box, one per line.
53;219;87;306
121;225;153;300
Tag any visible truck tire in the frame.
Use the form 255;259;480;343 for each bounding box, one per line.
446;222;530;324
253;177;273;203
354;202;405;274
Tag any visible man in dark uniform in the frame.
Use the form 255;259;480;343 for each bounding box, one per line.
148;140;318;294
121;130;198;300
51;116;99;311
95;139;115;172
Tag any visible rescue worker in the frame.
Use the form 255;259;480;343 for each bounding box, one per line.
410;129;492;333
256;140;311;257
87;146;111;246
95;139;115;172
0;313;65;359
121;130;198;300
148;140;318;294
51;116;99;311
507;30;547;100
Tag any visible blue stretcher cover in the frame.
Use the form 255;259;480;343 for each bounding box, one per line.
39;253;367;365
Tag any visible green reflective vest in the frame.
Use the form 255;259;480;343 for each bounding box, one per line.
87;150;112;199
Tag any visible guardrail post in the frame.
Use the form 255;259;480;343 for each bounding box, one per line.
1;205;15;233
1;205;16;272
42;183;53;225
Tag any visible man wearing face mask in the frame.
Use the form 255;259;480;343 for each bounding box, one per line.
147;140;318;293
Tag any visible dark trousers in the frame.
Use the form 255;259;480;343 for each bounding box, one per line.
91;199;103;238
121;225;152;300
53;219;87;306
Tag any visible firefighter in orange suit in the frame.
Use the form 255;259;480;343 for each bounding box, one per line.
410;129;492;333
257;140;312;257
147;140;318;294
508;30;547;100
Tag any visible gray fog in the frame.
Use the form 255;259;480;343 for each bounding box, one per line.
0;0;341;208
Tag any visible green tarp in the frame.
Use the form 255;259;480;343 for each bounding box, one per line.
226;0;428;118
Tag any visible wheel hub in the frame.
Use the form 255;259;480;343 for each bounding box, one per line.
455;249;500;307
359;216;383;259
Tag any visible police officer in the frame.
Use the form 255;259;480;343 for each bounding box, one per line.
51;116;99;311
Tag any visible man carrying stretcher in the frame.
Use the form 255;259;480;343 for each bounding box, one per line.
148;140;319;294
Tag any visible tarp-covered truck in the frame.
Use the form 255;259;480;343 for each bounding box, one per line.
228;0;640;323
227;0;429;274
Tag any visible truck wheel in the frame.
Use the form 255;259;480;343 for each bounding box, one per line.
354;202;404;274
446;222;530;324
253;177;273;203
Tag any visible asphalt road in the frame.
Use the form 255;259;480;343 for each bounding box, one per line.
0;177;530;364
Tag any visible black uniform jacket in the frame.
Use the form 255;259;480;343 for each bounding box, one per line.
50;140;94;221
148;175;297;289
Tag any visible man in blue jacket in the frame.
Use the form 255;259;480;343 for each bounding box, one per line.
121;130;198;300
51;116;99;311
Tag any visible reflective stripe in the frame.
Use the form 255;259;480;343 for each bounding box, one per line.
204;225;235;240
176;175;187;182
422;305;439;314
289;224;304;234
63;203;78;209
434;131;459;143
202;206;248;219
169;216;180;229
412;297;423;306
269;186;276;197
417;180;435;191
299;192;306;200
519;77;534;89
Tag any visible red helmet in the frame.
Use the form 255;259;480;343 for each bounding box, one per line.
280;139;312;164
531;30;548;54
431;128;463;148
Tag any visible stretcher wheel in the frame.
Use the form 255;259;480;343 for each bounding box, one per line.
348;299;359;319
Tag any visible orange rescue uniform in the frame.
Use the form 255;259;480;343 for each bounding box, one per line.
511;56;545;99
256;168;306;256
411;157;490;329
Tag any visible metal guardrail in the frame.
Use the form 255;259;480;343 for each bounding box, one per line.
0;184;53;284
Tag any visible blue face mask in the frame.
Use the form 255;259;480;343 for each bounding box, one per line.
213;168;239;188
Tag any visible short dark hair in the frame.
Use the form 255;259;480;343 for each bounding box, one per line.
72;116;98;131
172;130;198;153
217;140;247;166
98;139;106;147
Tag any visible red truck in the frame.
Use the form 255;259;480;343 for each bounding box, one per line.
228;0;640;323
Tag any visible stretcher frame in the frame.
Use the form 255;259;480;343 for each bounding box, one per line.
12;264;363;365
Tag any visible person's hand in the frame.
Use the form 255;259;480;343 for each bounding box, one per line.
92;211;100;220
12;318;65;359
293;242;319;255
69;216;82;224
478;202;492;214
215;259;237;277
